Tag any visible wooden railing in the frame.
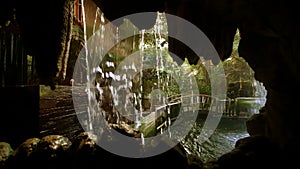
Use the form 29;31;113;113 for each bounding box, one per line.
155;93;258;119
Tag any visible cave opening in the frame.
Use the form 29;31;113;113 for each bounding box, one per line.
48;5;267;162
1;0;298;168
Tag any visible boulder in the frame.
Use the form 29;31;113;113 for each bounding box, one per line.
0;142;13;168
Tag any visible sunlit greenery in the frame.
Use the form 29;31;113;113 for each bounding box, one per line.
93;16;267;125
97;27;266;111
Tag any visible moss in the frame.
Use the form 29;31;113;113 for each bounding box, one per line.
0;142;13;164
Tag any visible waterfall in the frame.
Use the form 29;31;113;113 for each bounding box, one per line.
92;7;101;34
77;10;178;137
136;29;145;129
80;0;107;131
80;0;94;131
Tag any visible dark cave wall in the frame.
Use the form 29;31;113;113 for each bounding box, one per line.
235;1;300;158
1;0;74;88
16;0;63;87
1;0;299;166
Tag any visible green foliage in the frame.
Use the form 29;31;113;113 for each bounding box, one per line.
94;23;266;125
72;25;84;41
223;56;256;98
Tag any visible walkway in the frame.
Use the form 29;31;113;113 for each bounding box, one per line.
39;85;260;140
39;85;84;140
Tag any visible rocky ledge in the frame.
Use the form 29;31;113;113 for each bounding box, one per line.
1;130;283;169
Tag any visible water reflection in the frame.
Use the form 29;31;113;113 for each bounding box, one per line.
181;115;249;162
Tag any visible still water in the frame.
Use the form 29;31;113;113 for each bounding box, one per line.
181;115;249;162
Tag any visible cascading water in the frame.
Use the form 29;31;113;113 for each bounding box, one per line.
74;1;111;135
80;0;93;131
75;6;250;161
137;29;145;129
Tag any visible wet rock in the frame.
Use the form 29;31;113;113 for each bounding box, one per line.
139;142;200;169
70;131;201;169
37;135;72;157
69;132;103;168
70;130;126;169
110;121;141;137
71;132;99;155
217;136;281;169
234;135;274;152
0;142;13;167
12;138;40;158
246;113;266;136
202;159;220;169
217;149;248;169
186;153;203;169
31;135;72;168
4;138;40;168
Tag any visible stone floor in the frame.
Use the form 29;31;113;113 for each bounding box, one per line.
39;85;85;141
